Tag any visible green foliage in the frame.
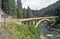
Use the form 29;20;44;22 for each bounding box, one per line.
49;17;58;26
8;0;16;15
1;0;34;18
2;0;18;18
5;23;41;39
2;0;15;14
26;7;33;18
35;1;60;17
2;0;8;11
22;9;27;18
17;0;23;18
34;0;60;26
17;7;23;18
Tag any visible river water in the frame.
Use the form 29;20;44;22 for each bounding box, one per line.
39;25;60;39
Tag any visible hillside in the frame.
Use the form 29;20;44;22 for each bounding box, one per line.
32;0;60;26
35;0;60;17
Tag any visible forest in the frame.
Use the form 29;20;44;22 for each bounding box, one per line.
0;0;33;18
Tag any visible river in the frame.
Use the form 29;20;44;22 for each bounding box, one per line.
39;25;60;39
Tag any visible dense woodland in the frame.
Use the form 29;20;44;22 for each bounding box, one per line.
35;0;60;17
0;0;33;18
1;0;60;19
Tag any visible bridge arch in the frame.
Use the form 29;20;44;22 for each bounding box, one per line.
35;19;50;27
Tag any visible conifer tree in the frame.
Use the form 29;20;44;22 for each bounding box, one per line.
2;0;8;12
9;0;17;18
2;0;18;18
26;7;33;18
17;0;23;18
23;8;27;18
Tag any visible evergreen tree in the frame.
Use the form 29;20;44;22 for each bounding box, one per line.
22;8;27;18
2;0;8;12
26;7;33;18
8;0;15;14
17;0;23;18
11;0;18;18
2;0;18;18
13;6;18;18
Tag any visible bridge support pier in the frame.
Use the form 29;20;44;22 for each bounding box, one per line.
29;21;32;25
25;21;28;25
33;21;35;25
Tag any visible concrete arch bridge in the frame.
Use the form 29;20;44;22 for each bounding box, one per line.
11;16;58;27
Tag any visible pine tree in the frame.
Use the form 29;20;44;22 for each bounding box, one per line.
2;0;8;12
26;7;33;18
2;0;18;18
8;0;15;14
22;8;27;18
17;0;23;18
9;0;17;18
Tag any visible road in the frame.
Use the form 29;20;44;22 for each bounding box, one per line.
0;18;14;39
0;29;15;39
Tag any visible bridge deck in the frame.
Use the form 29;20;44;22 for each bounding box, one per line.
0;16;58;23
13;16;58;21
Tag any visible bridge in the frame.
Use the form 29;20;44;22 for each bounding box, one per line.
0;16;58;27
8;16;58;27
